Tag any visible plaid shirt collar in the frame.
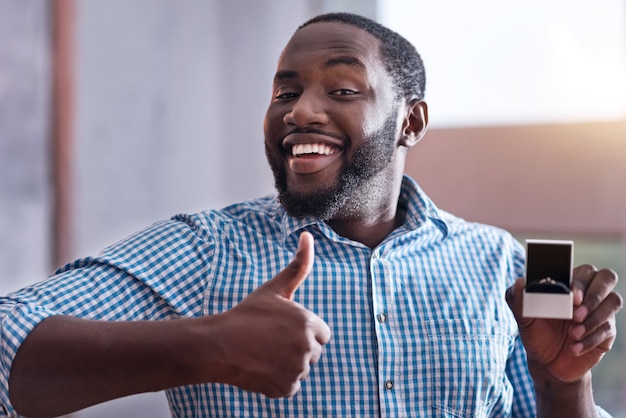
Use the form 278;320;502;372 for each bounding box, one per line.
279;175;449;246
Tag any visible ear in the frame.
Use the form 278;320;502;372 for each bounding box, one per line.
399;100;428;148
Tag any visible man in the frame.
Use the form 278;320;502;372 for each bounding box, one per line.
0;12;622;417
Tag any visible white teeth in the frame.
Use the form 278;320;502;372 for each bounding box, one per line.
292;143;336;157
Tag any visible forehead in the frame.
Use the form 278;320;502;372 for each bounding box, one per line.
278;21;385;75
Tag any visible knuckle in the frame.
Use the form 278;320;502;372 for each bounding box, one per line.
262;383;282;398
287;381;301;397
284;261;304;277
267;379;300;398
577;264;598;276
599;320;612;335
584;323;614;353
585;291;603;307
599;268;619;284
280;378;301;397
610;291;624;311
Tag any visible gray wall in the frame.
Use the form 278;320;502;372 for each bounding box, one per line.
73;0;308;259
0;0;51;295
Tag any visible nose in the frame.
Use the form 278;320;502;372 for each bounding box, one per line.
282;91;330;127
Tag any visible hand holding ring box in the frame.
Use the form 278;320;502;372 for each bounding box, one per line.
523;239;573;319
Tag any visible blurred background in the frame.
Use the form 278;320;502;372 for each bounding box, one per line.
1;0;624;416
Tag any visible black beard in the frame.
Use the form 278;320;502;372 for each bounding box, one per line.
265;114;398;220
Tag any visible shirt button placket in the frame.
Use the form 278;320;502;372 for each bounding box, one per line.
372;247;396;414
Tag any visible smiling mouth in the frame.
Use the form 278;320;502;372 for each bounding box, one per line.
286;141;343;175
291;143;339;157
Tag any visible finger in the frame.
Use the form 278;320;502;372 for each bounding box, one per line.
571;317;617;357
267;380;302;399
505;278;527;323
265;232;315;300
310;317;332;348
298;361;312;381
309;342;323;364
310;312;332;345
287;380;302;398
571;291;623;342
570;264;599;305
573;268;619;322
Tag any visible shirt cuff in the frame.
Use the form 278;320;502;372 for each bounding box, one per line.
0;303;56;416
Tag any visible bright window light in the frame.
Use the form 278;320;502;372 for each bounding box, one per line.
378;0;626;127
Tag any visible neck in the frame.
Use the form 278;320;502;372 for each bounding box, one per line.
327;211;402;248
327;172;405;248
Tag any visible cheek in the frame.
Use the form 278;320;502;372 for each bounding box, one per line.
361;116;383;138
361;104;393;138
264;108;283;139
361;68;399;134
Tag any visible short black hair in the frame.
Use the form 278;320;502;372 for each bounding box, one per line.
298;12;426;101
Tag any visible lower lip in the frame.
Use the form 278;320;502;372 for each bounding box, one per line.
288;153;342;174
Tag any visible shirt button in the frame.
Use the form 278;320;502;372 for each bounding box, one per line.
372;249;380;259
384;380;394;390
377;312;388;323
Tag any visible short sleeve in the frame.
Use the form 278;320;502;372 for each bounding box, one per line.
0;215;214;415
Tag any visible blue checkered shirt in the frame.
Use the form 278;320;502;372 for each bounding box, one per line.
0;176;610;417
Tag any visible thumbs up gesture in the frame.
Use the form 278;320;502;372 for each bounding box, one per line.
207;232;331;397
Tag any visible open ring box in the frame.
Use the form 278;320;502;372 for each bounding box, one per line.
522;239;573;319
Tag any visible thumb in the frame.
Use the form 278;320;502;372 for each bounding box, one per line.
268;231;315;300
506;277;532;325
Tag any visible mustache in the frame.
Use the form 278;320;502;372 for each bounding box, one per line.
280;127;347;143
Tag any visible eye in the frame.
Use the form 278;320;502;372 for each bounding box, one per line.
274;89;299;101
330;88;359;96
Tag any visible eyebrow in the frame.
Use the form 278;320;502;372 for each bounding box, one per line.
322;56;366;71
274;70;299;82
273;55;367;83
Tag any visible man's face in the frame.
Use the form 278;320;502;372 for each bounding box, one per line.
264;22;402;220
